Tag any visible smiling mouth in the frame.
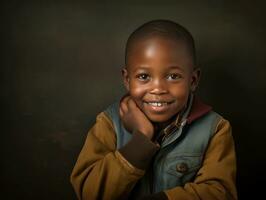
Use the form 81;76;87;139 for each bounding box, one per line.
144;101;174;107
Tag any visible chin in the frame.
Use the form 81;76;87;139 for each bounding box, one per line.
146;114;171;123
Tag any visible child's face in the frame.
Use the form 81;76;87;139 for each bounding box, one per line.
123;36;200;123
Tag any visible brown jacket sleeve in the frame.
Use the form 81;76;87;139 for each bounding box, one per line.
70;112;159;200
164;118;238;200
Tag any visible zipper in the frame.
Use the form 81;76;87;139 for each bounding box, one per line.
164;118;188;140
162;123;180;141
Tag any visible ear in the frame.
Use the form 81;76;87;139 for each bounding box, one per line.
122;67;130;91
190;67;201;92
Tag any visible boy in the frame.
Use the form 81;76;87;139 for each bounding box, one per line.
70;20;237;200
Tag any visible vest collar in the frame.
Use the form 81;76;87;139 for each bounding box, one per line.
157;95;212;142
187;96;212;124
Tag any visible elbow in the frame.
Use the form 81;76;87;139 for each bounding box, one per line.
209;181;238;200
70;169;83;200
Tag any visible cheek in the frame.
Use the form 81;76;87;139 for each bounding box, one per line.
170;82;190;101
129;82;146;100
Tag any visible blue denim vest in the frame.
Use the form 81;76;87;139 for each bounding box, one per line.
104;97;221;198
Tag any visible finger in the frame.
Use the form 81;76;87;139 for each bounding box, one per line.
120;102;127;113
120;97;129;113
119;93;130;104
128;98;138;108
121;95;130;104
119;106;124;118
124;96;131;106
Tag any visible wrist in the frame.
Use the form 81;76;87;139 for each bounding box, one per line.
137;128;154;140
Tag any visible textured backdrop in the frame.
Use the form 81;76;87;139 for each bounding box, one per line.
1;0;266;199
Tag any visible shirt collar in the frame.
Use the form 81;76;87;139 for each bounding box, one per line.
186;96;212;124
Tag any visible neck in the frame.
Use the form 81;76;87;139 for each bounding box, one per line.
152;115;176;133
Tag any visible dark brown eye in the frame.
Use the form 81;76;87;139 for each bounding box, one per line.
137;74;150;81
167;73;182;80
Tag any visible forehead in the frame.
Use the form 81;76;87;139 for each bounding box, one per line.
126;36;194;71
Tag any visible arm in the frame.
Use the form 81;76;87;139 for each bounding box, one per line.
164;119;238;200
70;112;159;200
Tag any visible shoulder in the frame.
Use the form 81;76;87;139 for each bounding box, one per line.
103;101;120;120
199;109;233;144
92;100;121;133
87;108;118;150
213;115;232;137
187;96;232;137
95;111;114;129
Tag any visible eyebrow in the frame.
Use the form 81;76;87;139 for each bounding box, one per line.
168;65;184;71
130;65;184;72
134;65;184;71
131;65;149;73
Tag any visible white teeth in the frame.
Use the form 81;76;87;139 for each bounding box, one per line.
147;102;168;107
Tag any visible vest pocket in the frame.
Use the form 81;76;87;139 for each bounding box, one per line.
164;153;202;187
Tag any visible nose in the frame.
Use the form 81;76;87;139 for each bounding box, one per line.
149;78;168;95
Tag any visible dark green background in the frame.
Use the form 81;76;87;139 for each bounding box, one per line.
2;0;266;199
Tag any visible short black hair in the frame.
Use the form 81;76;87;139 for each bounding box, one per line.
125;19;196;66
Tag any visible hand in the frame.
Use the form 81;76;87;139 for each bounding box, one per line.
119;95;154;140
